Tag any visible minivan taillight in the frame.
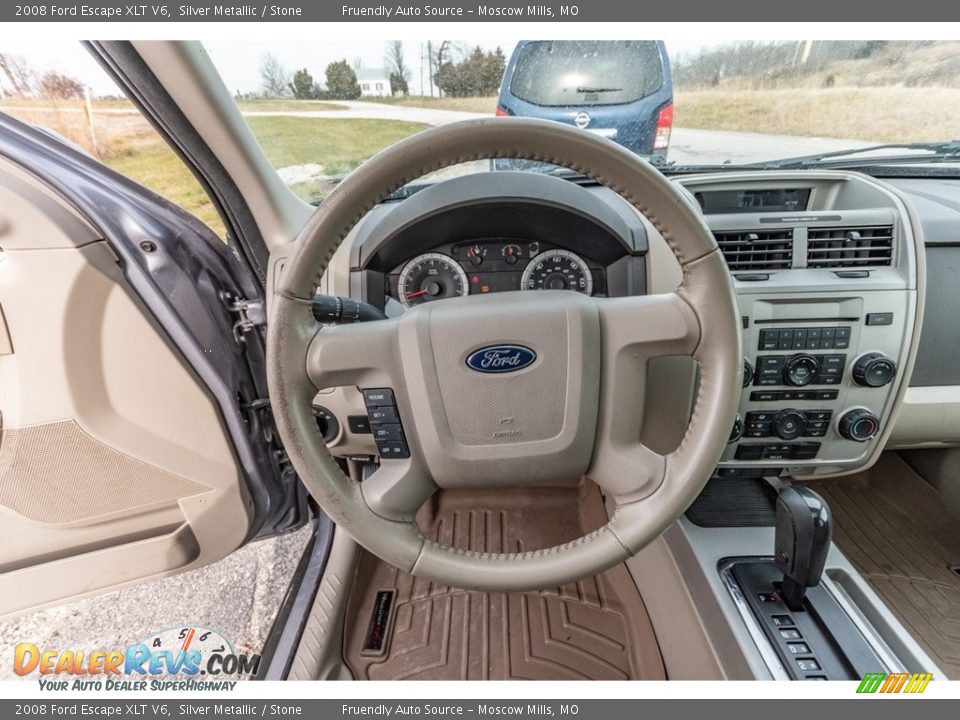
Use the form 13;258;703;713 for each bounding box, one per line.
495;106;509;117
654;103;673;151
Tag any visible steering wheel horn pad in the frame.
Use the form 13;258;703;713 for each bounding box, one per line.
267;118;741;592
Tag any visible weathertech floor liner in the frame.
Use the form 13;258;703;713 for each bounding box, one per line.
808;454;960;678
343;482;666;680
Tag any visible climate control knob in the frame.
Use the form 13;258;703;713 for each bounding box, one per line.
838;408;880;442
783;354;819;386
773;410;806;440
852;352;897;388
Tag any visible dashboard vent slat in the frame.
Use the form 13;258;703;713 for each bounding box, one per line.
806;226;894;268
714;229;793;271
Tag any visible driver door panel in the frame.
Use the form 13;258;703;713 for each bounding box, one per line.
0;157;251;618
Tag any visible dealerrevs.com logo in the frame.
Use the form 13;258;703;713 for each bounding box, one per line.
13;626;260;691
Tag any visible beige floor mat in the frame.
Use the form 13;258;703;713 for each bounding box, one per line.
808;454;960;678
343;482;665;680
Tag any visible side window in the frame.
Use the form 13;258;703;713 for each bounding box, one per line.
0;44;226;239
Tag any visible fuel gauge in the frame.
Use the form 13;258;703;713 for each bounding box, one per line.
500;244;522;265
465;244;487;266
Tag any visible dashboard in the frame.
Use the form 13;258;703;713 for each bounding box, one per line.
285;165;960;480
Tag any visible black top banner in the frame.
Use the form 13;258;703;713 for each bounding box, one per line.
4;0;959;22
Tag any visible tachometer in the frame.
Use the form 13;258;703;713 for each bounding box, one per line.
521;249;594;295
398;252;469;307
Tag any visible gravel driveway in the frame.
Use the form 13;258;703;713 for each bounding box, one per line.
0;526;311;680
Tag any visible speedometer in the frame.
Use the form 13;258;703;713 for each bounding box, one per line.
521;249;594;295
398;252;469;307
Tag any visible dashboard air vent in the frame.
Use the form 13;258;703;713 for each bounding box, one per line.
806;226;894;268
714;229;793;271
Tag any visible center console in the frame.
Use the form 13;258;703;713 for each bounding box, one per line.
676;171;923;479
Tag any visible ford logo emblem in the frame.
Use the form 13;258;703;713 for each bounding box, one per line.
466;345;537;374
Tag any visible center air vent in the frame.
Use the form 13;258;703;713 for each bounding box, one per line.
714;229;793;271
806;226;894;268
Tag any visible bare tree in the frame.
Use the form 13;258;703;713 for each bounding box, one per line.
38;71;84;100
0;53;33;96
385;41;411;96
258;52;289;98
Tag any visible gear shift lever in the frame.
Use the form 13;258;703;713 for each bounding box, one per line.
775;485;832;611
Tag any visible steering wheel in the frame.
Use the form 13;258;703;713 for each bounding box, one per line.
267;118;741;592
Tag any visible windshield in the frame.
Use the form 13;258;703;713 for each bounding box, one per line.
509;41;665;107
2;39;957;209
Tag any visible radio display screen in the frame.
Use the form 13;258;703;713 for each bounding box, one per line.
695;188;811;214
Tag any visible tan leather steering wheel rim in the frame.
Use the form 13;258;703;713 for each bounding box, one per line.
267;118;741;592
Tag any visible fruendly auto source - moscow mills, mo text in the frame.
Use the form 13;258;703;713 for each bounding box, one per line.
340;4;579;18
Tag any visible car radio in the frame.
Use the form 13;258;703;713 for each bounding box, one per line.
718;294;911;478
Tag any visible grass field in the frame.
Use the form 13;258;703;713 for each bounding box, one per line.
361;95;497;114
237;99;348;112
0;104;425;235
673;87;960;144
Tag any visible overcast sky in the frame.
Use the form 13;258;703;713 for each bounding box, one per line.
0;39;717;97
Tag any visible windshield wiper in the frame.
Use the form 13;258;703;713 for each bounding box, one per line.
576;86;622;93
745;140;960;170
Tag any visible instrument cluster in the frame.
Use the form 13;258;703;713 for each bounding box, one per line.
388;240;601;308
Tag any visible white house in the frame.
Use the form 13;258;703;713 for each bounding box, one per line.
355;68;392;97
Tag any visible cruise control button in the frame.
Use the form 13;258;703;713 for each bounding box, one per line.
347;415;372;434
363;388;396;407
378;442;410;459
368;406;399;424
371;424;405;443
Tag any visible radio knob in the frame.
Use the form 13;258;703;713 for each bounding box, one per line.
773;410;806;441
852;352;897;388
783;354;819;387
742;360;754;388
838;408;880;442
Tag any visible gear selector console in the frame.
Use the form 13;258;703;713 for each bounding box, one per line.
724;485;886;680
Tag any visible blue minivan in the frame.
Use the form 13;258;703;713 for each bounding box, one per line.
497;41;674;163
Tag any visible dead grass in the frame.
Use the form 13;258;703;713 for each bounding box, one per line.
674;87;960;143
236;99;348;112
362;95;497;114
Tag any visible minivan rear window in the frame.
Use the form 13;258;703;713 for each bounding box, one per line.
510;41;664;107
